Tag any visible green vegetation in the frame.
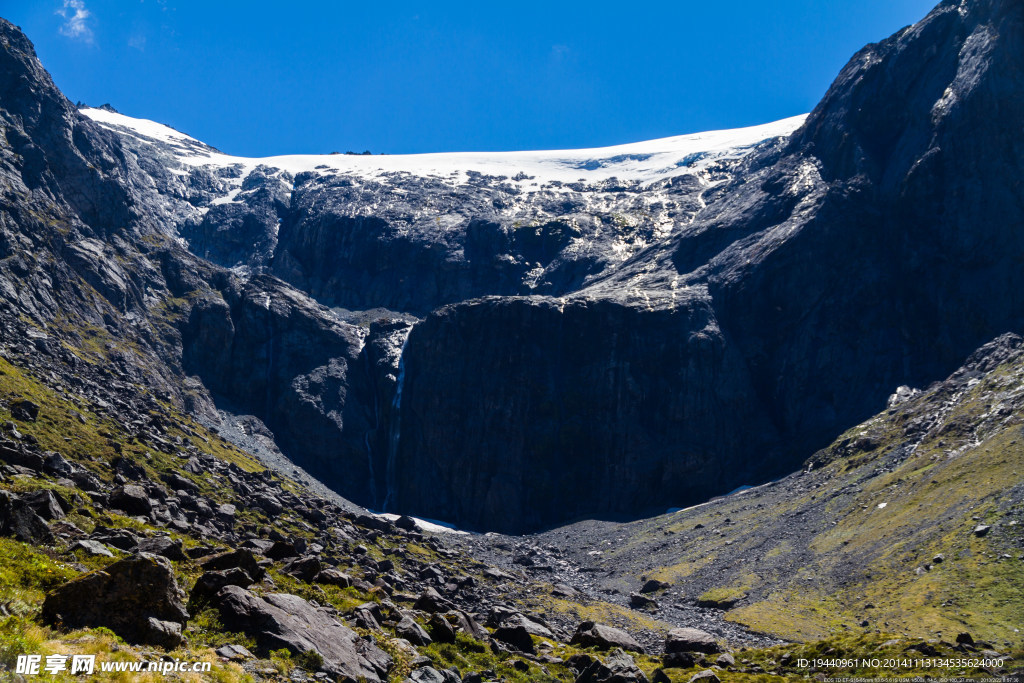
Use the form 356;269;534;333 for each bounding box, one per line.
586;353;1024;653
2;320;1021;680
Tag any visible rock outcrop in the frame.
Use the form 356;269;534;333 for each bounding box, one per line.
214;586;391;682
41;554;188;648
570;621;644;653
665;628;721;655
0;491;54;544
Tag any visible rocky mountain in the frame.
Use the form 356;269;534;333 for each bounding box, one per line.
66;0;1024;533
69;98;809;531
0;0;1023;679
393;0;1024;532
2;0;1022;538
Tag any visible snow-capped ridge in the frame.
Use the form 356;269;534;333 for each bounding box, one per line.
80;106;807;185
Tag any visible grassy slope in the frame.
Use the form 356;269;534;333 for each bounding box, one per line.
1;331;1020;680
568;342;1024;653
0;344;586;681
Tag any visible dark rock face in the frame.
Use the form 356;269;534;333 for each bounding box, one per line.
214;586;391;682
390;297;780;531
179;275;376;504
693;0;1024;464
269;171;683;316
41;554;188;648
180;165;291;270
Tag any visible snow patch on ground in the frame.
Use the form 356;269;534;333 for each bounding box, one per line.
375;513;470;535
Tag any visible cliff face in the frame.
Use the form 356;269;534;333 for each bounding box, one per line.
392;296;783;531
701;0;1024;454
0;18;379;509
382;0;1024;530
2;0;1023;533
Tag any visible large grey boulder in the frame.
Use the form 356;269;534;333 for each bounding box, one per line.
665;627;721;655
214;586;390;681
41;554;188;648
396;615;432;647
575;649;650;683
21;489;67;521
0;491;53;544
109;485;152;516
570;621;644;653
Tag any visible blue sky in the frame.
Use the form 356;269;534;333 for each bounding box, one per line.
6;1;938;156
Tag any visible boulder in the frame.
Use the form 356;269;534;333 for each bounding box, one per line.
629;592;658;610
640;579;670;594
687;670;720;683
89;528;140;552
314;567;352;587
651;670;671;683
715;653;735;667
143;617;184;649
500;612;554;639
396;615;432;646
215;644;254;661
492;623;535;654
70;539;113;557
137;535;186;562
665;627;721;655
199;549;265;579
264;539;299;560
353;603;383;631
414;587;452;613
215;586;390;682
663;651;702;669
109;485;152;516
428;613;457;644
42;453;75;478
41;554;188;648
10;399;39;422
446;609;488;640
394;515;418;531
575;649;649;683
571;621;644;653
282;555;322;582
406;667;460;683
21;489;66;520
956;632;975;646
240;538;275;554
190;568;254;605
0;491;53;544
215;503;236;523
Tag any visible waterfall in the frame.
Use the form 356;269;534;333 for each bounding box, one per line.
382;335;409;512
362;350;379;510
